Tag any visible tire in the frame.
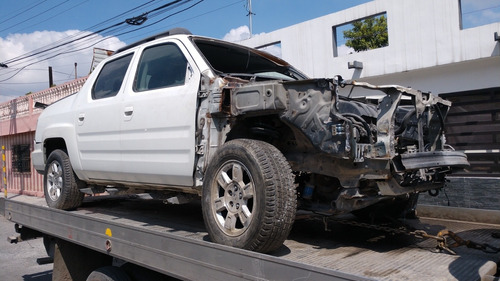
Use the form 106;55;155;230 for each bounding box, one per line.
86;266;131;281
44;149;84;210
202;139;296;253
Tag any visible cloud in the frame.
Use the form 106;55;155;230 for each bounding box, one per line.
462;0;499;10
222;26;283;58
257;44;282;58
337;44;355;56
461;0;500;28
0;30;126;103
222;25;251;42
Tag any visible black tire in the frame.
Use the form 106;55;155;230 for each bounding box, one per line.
202;139;296;253
86;266;131;281
44;149;84;210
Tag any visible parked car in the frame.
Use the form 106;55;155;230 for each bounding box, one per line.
32;28;468;253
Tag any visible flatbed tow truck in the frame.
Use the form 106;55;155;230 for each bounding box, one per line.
1;194;499;281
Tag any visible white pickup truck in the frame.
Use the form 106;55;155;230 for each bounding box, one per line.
32;28;468;253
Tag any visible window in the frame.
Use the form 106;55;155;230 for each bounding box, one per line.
333;13;388;57
92;53;133;100
460;0;500;29
134;44;188;92
12;144;30;173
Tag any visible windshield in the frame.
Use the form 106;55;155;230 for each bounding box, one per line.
192;37;307;81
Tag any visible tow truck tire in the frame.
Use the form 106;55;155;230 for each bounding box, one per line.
202;139;296;253
44;149;84;210
86;266;131;281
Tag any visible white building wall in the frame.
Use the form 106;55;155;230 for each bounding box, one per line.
241;0;500;95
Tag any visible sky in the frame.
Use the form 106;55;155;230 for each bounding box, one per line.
0;0;499;103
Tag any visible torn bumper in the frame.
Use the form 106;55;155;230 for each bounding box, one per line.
400;151;469;170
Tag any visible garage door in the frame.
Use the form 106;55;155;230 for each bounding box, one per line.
441;87;500;176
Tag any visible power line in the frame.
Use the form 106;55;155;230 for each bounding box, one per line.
119;0;244;43
10;0;91;35
110;0;204;38
0;0;49;26
0;0;70;34
1;0;193;67
1;78;76;85
462;4;500;15
1;0;161;66
2;0;199;68
0;0;205;83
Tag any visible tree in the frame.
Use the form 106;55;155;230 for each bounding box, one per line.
343;15;388;52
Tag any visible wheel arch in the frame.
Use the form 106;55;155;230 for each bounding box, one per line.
224;115;311;157
43;137;85;181
44;137;68;157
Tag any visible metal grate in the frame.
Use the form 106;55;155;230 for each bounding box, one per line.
441;87;500;176
11;144;31;173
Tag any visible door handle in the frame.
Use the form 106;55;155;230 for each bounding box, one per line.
77;113;85;125
124;106;134;120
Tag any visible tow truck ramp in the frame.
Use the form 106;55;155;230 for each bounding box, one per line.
2;195;499;280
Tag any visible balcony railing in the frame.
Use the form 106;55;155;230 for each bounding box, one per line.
0;77;88;121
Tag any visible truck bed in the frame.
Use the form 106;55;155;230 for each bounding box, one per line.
2;194;499;281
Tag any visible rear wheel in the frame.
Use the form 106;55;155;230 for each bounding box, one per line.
44;149;84;210
202;139;297;253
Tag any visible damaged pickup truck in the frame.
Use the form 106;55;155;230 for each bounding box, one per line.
32;28;468;253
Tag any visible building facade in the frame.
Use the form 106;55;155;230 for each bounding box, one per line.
240;0;500;209
0;77;87;196
1;0;498;209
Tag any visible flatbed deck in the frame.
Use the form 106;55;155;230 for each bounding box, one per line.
2;194;499;280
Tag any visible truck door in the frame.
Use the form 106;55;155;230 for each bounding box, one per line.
75;53;134;181
119;41;200;187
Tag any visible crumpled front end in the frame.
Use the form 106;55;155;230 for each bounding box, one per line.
279;78;469;196
205;76;468;214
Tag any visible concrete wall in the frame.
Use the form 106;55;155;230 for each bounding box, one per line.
241;0;500;95
241;0;500;210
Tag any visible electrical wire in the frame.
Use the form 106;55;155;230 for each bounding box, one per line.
2;0;199;68
0;0;206;83
11;0;91;35
462;4;500;15
0;0;49;26
1;0;161;66
119;0;244;43
0;0;70;34
1;0;189;69
110;0;205;38
1;0;194;68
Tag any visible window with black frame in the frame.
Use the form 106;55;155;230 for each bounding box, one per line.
12;144;31;173
92;53;133;100
134;43;188;92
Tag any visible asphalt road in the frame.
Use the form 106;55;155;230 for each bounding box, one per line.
0;215;53;281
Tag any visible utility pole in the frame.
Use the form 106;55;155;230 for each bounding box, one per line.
74;62;77;80
247;0;253;38
48;66;53;88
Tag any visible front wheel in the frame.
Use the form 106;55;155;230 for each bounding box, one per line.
202;139;296;253
44;149;84;210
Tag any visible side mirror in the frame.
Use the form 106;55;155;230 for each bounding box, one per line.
34;102;48;109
